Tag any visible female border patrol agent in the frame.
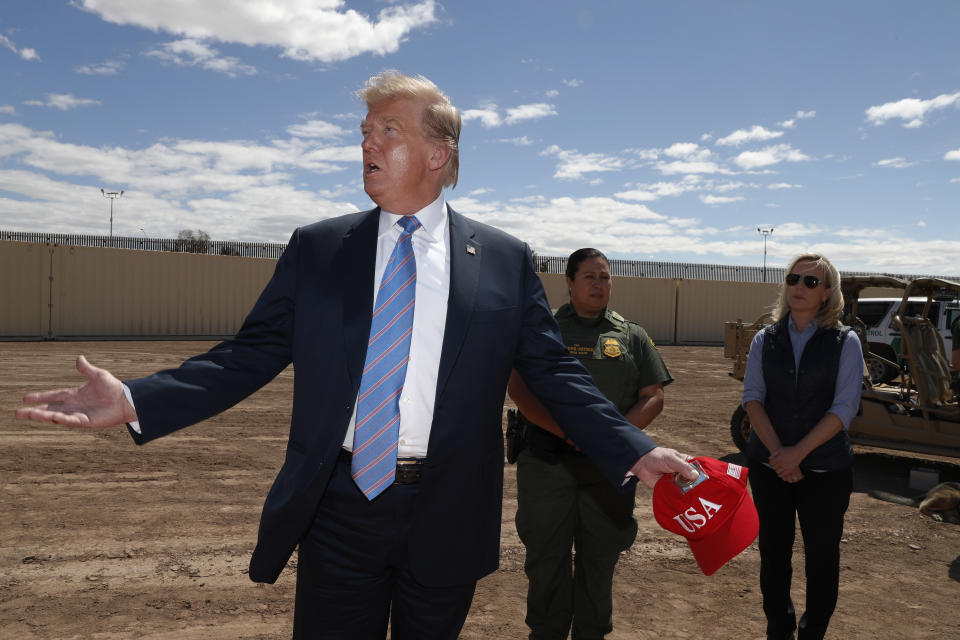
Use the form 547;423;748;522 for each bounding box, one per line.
508;247;673;640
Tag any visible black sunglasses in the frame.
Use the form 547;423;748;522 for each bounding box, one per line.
785;273;822;288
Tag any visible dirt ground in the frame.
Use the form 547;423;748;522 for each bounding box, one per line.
1;342;959;640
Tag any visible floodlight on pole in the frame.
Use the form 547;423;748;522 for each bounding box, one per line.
100;188;124;238
757;226;774;282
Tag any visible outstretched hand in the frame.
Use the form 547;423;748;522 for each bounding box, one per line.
15;356;137;428
630;446;698;489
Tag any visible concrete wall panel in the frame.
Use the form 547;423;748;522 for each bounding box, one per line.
537;273;677;343
0;241;49;338
677;280;778;344
49;245;275;338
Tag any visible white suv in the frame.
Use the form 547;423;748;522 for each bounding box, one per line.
855;297;959;382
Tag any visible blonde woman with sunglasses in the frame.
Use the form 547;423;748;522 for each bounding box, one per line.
741;253;863;640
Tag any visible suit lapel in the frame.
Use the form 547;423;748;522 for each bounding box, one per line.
435;206;481;402
341;208;380;390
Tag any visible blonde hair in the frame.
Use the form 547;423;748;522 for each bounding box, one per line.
771;253;844;329
357;70;461;189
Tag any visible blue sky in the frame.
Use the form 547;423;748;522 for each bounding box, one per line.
2;1;959;274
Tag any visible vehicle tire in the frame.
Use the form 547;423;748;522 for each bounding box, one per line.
865;354;898;384
730;405;751;455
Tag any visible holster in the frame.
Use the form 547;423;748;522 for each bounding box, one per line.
505;408;526;464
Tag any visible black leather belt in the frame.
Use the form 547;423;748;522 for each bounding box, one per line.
339;448;426;485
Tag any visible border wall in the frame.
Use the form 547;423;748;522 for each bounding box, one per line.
0;239;922;344
0;241;276;340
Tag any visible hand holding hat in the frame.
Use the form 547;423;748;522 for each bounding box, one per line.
630;446;699;489
653;456;759;576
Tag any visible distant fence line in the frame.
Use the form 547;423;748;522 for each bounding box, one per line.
0;230;286;260
2;229;957;283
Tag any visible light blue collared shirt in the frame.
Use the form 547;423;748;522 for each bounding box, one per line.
741;314;863;430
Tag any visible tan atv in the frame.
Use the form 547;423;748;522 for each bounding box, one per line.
724;276;960;458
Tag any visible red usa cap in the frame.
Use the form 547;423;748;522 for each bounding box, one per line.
653;456;758;576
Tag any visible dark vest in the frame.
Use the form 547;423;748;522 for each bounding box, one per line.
746;315;853;470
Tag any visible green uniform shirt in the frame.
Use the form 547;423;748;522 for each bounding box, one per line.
553;303;673;415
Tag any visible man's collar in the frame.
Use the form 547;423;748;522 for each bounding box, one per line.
378;193;446;242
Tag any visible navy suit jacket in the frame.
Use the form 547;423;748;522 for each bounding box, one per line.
126;206;656;586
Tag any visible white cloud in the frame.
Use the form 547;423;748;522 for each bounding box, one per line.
462;107;502;128
505;103;557;125
545;89;559;97
875;157;915;169
147;39;256;77
0;121;362;240
76;0;438;63
663;142;704;158
778;112;813;129
469;187;492;196
713;181;755;192
0;105;15;116
734;144;810;169
499;136;533;146
540;145;623;181
23;94;101;110
768;182;801;189
945;149;960;161
0;34;40;61
656;160;724;175
716;125;784;147
562;79;582;87
626;148;660;161
613;188;658;202
615;178;700;202
75;60;125;75
865;91;960;128
286;120;349;139
464;103;557;128
700;194;744;205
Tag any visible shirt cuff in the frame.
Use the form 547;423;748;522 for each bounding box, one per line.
122;383;141;434
827;407;856;430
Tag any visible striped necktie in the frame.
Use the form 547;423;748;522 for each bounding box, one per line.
351;215;421;499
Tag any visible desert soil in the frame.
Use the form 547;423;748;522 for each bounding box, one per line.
1;342;958;640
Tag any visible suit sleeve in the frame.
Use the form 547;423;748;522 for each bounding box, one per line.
510;245;656;489
124;229;300;444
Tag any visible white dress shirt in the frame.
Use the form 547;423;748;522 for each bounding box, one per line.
341;194;450;458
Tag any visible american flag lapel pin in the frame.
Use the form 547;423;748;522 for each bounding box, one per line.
466;244;476;256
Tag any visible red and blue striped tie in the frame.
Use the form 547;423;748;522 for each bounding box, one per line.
352;215;421;499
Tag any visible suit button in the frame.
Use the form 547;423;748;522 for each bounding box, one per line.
345;404;352;413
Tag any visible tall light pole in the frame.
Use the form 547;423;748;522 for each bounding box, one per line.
100;188;124;238
757;226;774;282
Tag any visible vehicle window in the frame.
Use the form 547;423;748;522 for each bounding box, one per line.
900;301;937;323
856;302;891;327
948;307;960;329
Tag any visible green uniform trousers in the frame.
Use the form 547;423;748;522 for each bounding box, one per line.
515;448;638;640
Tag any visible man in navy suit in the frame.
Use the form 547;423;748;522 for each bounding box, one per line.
17;71;696;639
